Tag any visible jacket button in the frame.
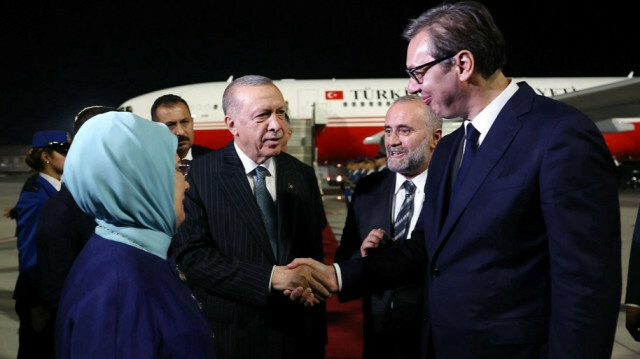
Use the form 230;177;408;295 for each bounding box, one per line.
432;268;440;278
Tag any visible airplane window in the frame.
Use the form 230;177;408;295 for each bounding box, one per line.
360;102;365;107
378;101;382;106
343;102;348;107
352;102;357;107
369;102;374;107
213;104;218;110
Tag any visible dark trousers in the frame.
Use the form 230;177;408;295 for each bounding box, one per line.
15;300;54;359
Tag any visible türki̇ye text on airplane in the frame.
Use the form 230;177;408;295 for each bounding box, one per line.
119;74;640;182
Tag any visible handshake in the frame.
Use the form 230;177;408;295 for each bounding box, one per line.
272;258;338;307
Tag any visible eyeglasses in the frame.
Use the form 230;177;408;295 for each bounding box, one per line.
178;160;191;179
405;53;457;84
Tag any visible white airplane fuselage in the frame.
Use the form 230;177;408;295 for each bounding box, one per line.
119;76;637;165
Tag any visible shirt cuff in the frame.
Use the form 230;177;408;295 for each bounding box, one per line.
333;263;343;292
268;265;275;293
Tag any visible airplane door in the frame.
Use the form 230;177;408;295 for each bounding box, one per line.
297;89;317;121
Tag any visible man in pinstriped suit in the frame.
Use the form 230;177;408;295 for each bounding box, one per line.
171;75;329;359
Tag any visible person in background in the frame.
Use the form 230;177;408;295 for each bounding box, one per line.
151;94;212;160
362;156;377;176
625;203;640;341
374;150;387;172
13;130;70;359
282;113;294;152
171;75;328;359
334;95;441;359
35;106;117;356
56;111;216;358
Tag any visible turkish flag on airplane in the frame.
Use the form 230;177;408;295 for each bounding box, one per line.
325;91;344;100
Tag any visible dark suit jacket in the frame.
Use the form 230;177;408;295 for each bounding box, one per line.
626;205;640;305
334;169;426;358
339;82;621;359
36;185;96;313
191;144;213;158
172;142;327;359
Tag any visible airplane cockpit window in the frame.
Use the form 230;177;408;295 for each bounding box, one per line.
117;106;133;112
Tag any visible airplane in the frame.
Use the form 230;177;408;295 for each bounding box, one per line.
118;74;640;183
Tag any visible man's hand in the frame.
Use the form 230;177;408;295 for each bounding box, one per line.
360;228;391;257
626;306;640;341
282;258;338;306
272;264;332;306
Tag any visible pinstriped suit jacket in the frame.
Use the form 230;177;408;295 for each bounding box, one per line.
172;142;327;359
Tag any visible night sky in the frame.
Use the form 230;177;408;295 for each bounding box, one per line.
2;1;636;145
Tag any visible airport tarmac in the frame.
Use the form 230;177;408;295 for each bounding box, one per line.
0;173;639;358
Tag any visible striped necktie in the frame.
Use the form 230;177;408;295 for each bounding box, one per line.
254;166;278;257
394;180;416;241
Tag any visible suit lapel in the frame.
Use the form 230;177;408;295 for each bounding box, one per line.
219;143;277;263
437;84;531;248
274;154;302;264
381;174;396;236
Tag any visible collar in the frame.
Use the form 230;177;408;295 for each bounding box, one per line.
40;172;62;191
183;147;193;161
394;169;428;195
466;79;519;146
233;141;276;176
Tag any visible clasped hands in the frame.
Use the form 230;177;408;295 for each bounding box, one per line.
271;228;393;307
272;258;338;307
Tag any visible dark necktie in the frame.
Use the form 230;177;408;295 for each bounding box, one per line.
394;180;416;241
452;123;480;193
254;166;278;257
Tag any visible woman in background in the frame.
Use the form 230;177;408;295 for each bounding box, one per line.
55;112;216;358
13;130;70;359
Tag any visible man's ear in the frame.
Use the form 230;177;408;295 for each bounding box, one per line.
431;128;443;150
225;115;238;136
455;50;474;82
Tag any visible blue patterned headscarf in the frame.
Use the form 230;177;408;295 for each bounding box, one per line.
64;112;178;259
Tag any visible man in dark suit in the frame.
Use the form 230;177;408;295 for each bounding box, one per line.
289;2;621;358
626;204;640;341
151;94;212;160
171;75;329;359
334;95;441;358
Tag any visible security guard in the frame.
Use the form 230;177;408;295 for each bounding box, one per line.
13;130;70;359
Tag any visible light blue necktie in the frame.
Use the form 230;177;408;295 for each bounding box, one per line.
254;166;278;257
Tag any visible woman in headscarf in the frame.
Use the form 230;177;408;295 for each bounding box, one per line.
13;130;70;359
55;112;216;358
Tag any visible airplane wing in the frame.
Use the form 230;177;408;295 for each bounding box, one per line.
552;77;640;121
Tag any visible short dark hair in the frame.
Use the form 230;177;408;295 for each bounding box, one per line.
151;94;191;121
403;1;506;78
74;106;118;134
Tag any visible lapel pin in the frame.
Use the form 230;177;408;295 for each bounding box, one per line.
288;183;294;189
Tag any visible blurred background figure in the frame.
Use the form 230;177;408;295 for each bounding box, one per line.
13;130;70;359
151;94;212;160
35;106;117;357
374;150;387;172
56;112;216;358
282;113;294;152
